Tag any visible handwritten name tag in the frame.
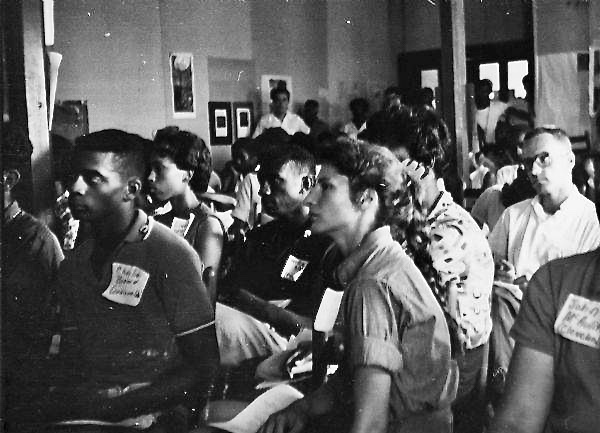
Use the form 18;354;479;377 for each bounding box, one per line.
280;255;309;282
554;294;600;349
102;262;150;307
171;214;195;238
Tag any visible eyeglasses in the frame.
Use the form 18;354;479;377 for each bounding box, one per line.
522;151;568;171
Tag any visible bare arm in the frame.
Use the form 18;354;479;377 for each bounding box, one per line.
349;367;391;433
489;343;554;433
196;216;224;273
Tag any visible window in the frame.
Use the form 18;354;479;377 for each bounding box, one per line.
421;69;439;91
508;60;528;99
479;63;500;93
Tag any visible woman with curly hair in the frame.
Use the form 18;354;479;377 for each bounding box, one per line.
258;139;457;433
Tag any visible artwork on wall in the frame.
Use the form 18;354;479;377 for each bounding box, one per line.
261;74;292;113
170;52;196;119
233;102;254;140
208;101;232;145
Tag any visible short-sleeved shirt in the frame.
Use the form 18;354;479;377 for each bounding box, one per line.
223;219;340;317
332;226;457;431
511;250;600;433
57;210;214;387
252;112;310;138
489;189;600;280
428;191;494;350
231;172;261;228
476;100;508;144
154;204;224;268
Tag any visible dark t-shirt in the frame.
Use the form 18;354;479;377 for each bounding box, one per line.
511;249;600;433
57;211;214;388
223;219;340;318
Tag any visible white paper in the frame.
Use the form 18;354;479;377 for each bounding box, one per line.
313;288;344;332
554;293;600;349
215;109;228;137
208;385;303;433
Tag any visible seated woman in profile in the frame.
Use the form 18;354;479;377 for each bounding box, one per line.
148;126;224;280
259;140;457;433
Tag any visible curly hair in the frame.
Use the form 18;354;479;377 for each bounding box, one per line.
319;138;438;290
153;126;212;194
404;107;449;177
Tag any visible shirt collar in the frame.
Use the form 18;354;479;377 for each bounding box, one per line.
426;190;452;222
336;226;394;288
530;184;580;217
123;209;153;243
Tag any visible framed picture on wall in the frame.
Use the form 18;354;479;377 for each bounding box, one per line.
261;74;292;113
233;102;254;140
170;52;196;119
208;101;232;145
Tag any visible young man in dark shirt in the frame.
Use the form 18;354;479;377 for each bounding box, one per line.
217;144;340;366
21;129;219;431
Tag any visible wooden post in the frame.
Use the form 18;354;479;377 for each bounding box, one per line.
22;0;51;215
439;0;469;185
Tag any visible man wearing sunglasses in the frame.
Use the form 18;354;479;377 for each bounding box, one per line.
217;144;340;366
487;127;600;402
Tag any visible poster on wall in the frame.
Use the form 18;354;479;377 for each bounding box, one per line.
233;102;254;140
261;75;292;114
208;101;232;145
170;52;196;119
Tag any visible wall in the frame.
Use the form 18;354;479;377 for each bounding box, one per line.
53;0;166;137
389;0;530;54
326;0;394;125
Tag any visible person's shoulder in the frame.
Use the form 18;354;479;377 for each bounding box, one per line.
148;219;199;258
505;196;534;214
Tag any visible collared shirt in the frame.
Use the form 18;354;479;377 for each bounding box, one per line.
511;249;600;433
428;191;494;350
331;226;456;430
489;187;600;280
476;100;508;144
57;210;214;387
341;121;366;140
252;111;310;138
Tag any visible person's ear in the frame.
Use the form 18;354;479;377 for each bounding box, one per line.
123;178;142;201
4;169;21;192
183;169;194;184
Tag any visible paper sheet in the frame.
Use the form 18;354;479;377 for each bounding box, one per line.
208;385;304;433
313;288;344;332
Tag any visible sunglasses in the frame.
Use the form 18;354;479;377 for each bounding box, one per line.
522;151;568;171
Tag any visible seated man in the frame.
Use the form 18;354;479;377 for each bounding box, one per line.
3;125;64;428
489;249;600;433
253;84;310;138
488;127;600;397
24;130;219;430
217;144;341;366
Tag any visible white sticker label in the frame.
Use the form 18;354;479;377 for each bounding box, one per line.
554;293;600;349
102;262;150;307
280;255;309;282
171;213;195;238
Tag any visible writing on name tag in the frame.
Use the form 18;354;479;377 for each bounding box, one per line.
280;255;309;282
171;213;195;238
554;293;600;349
102;262;150;307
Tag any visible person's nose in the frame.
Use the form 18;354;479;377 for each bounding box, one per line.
303;184;319;208
530;160;542;177
148;170;156;183
70;175;87;195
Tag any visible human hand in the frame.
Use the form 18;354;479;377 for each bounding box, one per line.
257;400;310;433
400;159;429;181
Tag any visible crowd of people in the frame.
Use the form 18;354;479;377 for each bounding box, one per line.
3;80;600;433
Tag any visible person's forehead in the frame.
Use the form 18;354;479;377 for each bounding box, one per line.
523;133;567;156
75;150;120;170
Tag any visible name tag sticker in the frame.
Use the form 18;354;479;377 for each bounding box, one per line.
102;262;150;307
554;293;600;349
280;255;309;282
171;213;195;238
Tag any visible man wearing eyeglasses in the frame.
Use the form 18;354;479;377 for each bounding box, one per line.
217;144;341;366
487;127;600;402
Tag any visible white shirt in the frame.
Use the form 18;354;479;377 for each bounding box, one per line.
489;187;600;280
252;111;310;138
341;121;366;140
231;172;261;228
476;100;508;144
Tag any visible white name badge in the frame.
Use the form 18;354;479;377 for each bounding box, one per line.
554;293;600;349
280;255;309;282
102;262;150;307
171;213;195;238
